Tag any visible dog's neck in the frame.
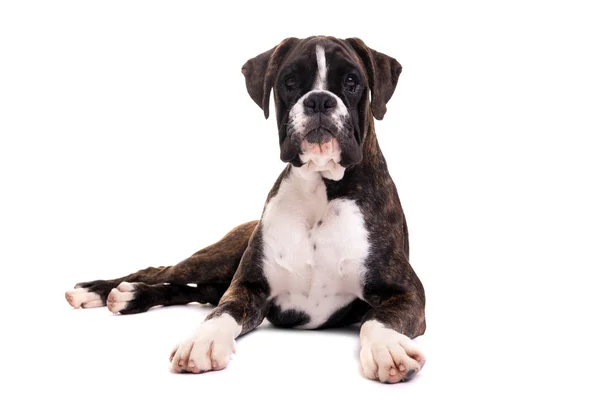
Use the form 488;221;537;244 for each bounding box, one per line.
358;117;384;169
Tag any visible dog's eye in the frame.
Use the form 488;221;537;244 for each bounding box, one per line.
284;76;297;91
344;74;359;91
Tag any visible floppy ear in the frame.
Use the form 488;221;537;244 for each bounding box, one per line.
241;37;300;119
345;38;402;120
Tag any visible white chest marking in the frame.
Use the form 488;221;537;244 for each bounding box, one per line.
261;167;370;328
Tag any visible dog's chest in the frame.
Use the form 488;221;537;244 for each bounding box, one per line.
261;169;370;329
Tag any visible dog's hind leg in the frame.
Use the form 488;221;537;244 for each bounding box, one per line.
65;221;258;310
105;281;229;314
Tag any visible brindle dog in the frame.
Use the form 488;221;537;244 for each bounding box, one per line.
66;36;426;384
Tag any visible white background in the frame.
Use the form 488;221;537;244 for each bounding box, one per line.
1;1;599;399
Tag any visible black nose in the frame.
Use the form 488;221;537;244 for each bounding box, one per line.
303;92;337;114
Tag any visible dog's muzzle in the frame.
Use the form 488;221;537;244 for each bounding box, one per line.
297;92;343;165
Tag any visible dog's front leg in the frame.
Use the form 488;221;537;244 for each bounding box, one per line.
360;282;427;383
170;229;270;373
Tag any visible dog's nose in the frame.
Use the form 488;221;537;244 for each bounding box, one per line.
303;92;337;114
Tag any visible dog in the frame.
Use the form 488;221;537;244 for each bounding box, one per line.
65;35;427;384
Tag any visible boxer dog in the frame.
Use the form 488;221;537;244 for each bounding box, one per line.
65;36;427;384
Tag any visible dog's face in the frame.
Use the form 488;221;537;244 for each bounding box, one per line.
242;36;401;178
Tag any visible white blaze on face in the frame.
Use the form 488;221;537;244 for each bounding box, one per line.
314;45;327;90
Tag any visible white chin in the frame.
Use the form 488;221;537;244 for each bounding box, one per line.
303;159;346;181
298;138;346;181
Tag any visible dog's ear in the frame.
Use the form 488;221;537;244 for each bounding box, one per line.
345;38;402;120
242;37;300;119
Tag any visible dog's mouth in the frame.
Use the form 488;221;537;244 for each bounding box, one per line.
304;127;334;144
300;128;338;163
299;125;342;172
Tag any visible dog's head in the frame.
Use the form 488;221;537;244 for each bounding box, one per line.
242;36;401;180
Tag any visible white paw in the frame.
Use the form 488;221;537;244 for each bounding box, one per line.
65;288;103;308
170;314;241;373
359;320;426;383
106;282;137;314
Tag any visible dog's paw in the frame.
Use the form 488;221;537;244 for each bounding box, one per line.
66;279;119;308
65;287;104;308
106;282;137;314
359;321;426;383
170;314;241;374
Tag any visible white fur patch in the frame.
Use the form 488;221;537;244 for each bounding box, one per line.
314;45;327;90
170;314;242;373
296;155;346;182
261;167;370;328
360;320;426;383
65;288;102;309
106;282;137;314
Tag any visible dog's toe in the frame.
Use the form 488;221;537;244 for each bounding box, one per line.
106;283;137;314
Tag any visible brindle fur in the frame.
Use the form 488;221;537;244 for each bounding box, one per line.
71;221;257;310
67;36;425;344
